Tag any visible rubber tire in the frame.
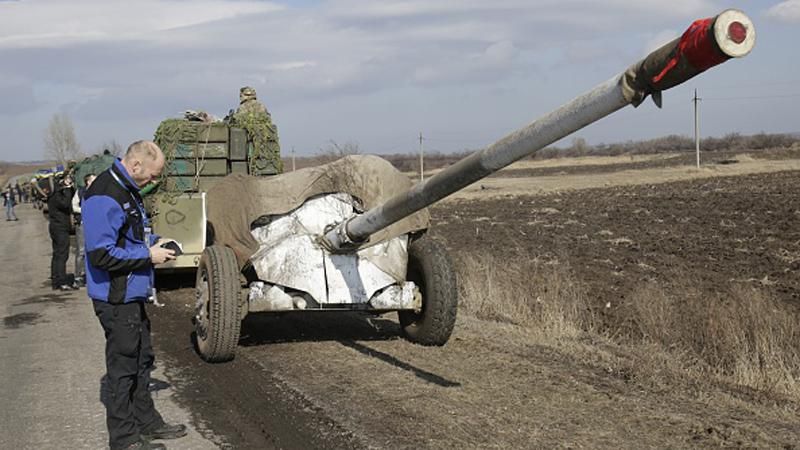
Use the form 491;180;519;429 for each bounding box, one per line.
196;245;241;362
399;235;458;346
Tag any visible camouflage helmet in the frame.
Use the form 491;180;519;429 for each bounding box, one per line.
240;86;257;103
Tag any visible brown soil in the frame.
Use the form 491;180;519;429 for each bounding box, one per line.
431;170;800;321
151;159;800;449
0;162;53;186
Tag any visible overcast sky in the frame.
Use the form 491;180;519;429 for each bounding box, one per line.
0;0;797;161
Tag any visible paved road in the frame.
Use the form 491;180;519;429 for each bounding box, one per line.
0;205;218;450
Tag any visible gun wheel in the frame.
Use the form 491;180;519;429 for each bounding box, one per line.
399;235;458;346
194;245;241;362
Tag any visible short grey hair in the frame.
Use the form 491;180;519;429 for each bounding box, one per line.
125;140;160;162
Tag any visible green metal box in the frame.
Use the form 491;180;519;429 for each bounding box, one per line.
173;143;229;159
229;128;248;160
167;159;229;176
194;124;229;142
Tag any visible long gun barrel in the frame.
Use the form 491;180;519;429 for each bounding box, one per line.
323;9;756;250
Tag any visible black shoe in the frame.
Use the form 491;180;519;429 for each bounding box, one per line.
58;284;78;291
119;439;166;450
148;378;171;392
141;422;188;441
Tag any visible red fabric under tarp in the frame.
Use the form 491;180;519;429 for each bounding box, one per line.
652;17;729;85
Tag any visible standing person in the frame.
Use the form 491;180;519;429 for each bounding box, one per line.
71;173;96;287
15;182;24;204
3;185;18;221
34;175;53;210
48;175;75;290
231;85;283;174
26;180;35;204
82;140;185;450
30;177;42;209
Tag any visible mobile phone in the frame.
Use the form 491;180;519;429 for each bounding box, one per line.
160;240;183;256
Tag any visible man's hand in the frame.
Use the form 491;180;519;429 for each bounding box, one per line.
149;244;176;265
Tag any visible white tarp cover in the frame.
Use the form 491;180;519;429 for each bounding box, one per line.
206;155;430;269
250;193;411;305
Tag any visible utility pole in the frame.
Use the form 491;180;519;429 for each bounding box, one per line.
419;132;424;182
291;146;296;172
693;89;701;169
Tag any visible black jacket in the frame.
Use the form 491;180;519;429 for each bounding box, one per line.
47;185;74;227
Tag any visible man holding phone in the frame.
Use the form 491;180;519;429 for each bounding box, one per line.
82;140;186;450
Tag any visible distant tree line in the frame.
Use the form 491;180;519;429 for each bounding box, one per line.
283;132;800;172
536;132;799;159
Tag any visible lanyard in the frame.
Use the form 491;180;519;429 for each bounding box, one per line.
109;169;147;221
109;168;152;242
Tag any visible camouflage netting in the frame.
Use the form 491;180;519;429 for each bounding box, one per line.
206;155;430;269
230;100;283;175
154;119;214;194
72;153;115;188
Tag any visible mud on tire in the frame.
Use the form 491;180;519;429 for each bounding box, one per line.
399;234;458;346
195;245;241;362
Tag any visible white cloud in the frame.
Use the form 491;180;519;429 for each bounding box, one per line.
0;0;282;48
328;0;715;20
0;0;770;160
766;0;800;23
603;0;714;15
481;41;518;66
266;61;317;72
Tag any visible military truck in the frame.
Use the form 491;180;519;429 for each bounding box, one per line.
72;151;116;190
150;117;281;271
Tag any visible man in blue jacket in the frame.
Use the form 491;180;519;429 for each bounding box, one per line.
83;140;185;450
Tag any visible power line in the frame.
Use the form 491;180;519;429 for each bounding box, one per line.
424;136;497;144
703;93;800;101
419;131;424;182
425;126;513;137
693;89;701;169
700;79;800;91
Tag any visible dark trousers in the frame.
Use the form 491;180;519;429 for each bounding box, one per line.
49;224;70;287
74;223;86;279
93;300;164;449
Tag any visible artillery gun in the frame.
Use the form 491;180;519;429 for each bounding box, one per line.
193;10;756;362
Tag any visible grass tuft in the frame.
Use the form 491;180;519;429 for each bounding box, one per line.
454;252;800;398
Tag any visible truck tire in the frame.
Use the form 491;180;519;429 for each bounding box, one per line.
399;235;458;346
195;245;241;362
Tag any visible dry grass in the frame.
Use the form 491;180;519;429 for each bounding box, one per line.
454;253;800;398
627;282;800;396
456;253;595;339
